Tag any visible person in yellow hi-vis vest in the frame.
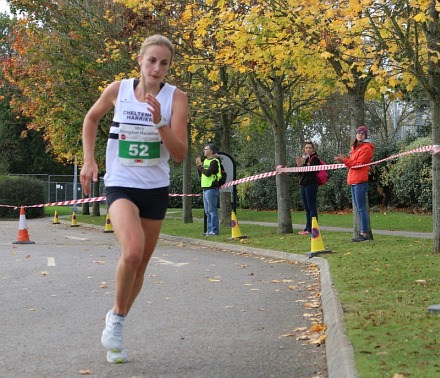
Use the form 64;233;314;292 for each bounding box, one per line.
195;143;221;235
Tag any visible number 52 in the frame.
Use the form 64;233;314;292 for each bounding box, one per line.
128;144;149;157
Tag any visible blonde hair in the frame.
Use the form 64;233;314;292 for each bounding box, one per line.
139;35;174;62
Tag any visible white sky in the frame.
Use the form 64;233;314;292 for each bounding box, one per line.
0;0;10;14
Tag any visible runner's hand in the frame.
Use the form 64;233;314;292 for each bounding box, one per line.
80;161;99;196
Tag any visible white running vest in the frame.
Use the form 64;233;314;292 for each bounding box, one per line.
104;78;176;189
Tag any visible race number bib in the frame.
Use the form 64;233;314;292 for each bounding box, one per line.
118;124;161;166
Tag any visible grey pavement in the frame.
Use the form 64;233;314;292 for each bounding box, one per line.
158;236;358;378
6;213;426;378
1;218;329;378
2;214;425;378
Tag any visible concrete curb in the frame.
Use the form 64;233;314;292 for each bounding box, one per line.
159;234;358;378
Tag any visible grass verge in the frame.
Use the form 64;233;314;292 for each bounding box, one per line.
45;206;439;378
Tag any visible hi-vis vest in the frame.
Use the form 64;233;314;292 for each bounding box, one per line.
201;158;220;188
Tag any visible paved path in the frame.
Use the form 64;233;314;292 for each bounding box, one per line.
0;218;330;378
5;213;424;378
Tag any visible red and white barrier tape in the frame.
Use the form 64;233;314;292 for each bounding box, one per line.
1;144;438;210
277;144;436;174
219;170;277;189
1;194;203;210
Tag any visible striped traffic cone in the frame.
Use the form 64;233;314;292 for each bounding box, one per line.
228;211;248;240
103;214;114;233
71;211;79;227
12;206;35;244
305;217;331;258
52;210;60;224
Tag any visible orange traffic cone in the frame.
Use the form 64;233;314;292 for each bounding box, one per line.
71;211;79;227
228;211;248;240
305;217;331;258
52;210;60;224
103;214;114;233
13;206;35;244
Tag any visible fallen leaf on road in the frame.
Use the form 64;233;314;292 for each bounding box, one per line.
79;369;94;375
99;281;108;288
310;323;327;333
294;327;308;332
281;279;294;283
92;260;106;265
311;334;326;346
304;302;320;308
297;335;311;340
279;333;296;338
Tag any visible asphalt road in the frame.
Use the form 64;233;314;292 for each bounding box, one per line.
0;218;327;378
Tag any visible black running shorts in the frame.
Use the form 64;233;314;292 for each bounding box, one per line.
105;186;169;220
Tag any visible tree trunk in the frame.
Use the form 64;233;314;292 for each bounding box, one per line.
218;67;233;228
220;191;232;228
183;123;193;224
430;96;440;254
426;4;440;254
82;188;90;215
273;123;293;234
219;133;232;227
92;179;100;216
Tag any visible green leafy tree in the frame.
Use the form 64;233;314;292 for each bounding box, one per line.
363;0;440;252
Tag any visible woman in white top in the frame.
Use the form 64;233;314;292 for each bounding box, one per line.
80;35;188;363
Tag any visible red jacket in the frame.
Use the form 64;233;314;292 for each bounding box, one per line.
343;141;374;185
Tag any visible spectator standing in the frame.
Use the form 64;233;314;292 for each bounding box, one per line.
196;144;221;236
296;141;321;235
334;126;374;242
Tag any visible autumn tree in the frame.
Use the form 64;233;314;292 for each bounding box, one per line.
0;11;70;175
191;0;334;233
116;0;260;225
4;0;150;214
363;0;440;253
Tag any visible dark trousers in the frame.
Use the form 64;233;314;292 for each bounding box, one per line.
300;183;318;232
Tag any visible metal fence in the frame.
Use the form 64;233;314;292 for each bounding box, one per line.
7;174;105;204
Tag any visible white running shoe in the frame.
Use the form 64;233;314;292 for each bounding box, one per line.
101;310;124;352
106;348;128;364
